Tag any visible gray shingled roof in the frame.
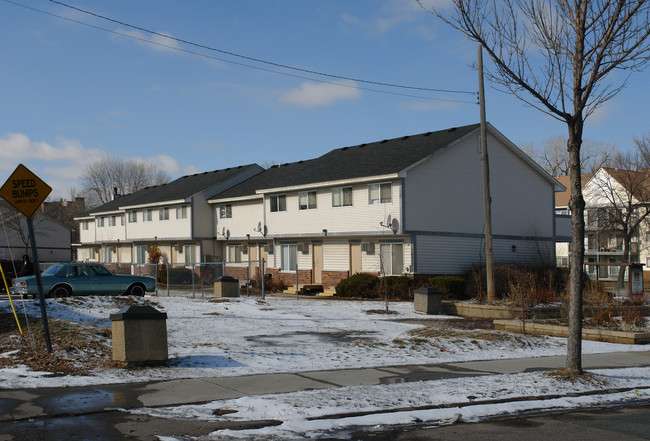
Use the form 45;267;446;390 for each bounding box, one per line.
88;164;259;214
213;124;481;200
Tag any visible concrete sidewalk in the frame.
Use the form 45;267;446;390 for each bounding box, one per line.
1;351;649;423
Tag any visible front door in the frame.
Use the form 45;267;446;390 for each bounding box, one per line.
248;245;258;280
349;242;362;276
312;243;323;284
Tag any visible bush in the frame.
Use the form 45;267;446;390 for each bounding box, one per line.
335;273;380;299
158;267;193;284
622;308;646;329
262;275;288;293
382;276;414;300
429;276;467;299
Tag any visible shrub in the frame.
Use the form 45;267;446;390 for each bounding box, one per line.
382;276;414;300
590;305;616;328
622;308;646;329
335;273;380;299
429;276;468;300
158;267;193;284
262;275;288;293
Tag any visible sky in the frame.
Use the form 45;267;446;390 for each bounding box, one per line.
0;0;648;199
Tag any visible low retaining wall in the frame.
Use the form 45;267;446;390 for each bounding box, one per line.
441;302;562;320
494;319;650;345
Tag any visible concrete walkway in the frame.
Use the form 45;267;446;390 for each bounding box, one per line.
1;351;649;423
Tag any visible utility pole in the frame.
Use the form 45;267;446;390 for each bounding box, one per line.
478;45;495;301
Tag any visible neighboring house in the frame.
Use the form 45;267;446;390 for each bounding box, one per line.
75;165;264;266
554;174;591;268
555;167;650;281
209;123;563;287
0;201;72;263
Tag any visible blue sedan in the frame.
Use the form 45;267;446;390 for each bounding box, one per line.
11;263;156;297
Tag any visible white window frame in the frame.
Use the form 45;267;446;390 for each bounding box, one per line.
184;245;196;265
108;215;116;227
176;205;187;219
143;209;152;222
81;221;88;231
97;217;105;227
227;245;242;263
368;183;392;205
220;204;232;219
379;243;403;276
280;244;297;271
159;207;170;221
135;245;146;264
128;211;137;223
270;194;287;212
332;187;353;207
299;191;317;210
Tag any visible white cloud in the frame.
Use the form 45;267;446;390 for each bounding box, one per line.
112;29;181;53
280;80;361;108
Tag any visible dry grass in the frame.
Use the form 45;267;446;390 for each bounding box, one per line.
0;312;115;376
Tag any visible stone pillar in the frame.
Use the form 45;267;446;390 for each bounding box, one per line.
110;305;168;366
414;287;443;315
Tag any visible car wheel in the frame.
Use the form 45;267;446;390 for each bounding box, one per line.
127;284;145;297
50;285;71;298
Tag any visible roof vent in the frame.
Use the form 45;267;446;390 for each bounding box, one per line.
341;147;348;151
448;127;457;132
380;140;388;144
423;132;432;137
359;143;366;148
401;136;410;141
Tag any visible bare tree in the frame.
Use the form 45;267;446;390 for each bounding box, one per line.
528;136;615;176
0;202;51;257
80;156;171;207
587;155;650;287
634;133;650;167
420;0;650;374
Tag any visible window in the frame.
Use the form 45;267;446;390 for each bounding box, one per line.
108;215;116;227
102;246;112;264
270;194;286;212
88;247;97;260
119;214;125;225
159;207;169;221
332;187;353;207
220;205;232;219
143;209;152;222
227;245;242;263
97;217;105;227
556;257;569;267
281;244;297;271
81;221;88;231
379;243;403;276
135;245;146;264
176;205;187;219
299;191;317;210
128;211;137;223
368;183;392;205
184;245;196;265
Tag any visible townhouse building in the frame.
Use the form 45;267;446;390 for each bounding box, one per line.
76;123;564;288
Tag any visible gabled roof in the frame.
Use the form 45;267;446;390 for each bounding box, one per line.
554;174;593;207
600;167;650;202
88;164;260;215
213;124;482;200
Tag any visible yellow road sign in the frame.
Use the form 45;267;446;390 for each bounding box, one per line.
0;164;52;218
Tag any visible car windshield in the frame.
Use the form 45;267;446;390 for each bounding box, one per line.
42;264;64;276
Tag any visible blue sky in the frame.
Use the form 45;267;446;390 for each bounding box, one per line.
1;0;648;199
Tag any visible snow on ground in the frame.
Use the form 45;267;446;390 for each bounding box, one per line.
1;295;646;389
2;295;650;440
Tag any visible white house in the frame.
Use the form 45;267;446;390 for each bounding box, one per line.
76;164;264;266
209;123;564;287
556;167;650;281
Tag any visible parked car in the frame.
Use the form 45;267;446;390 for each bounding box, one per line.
1;260;23;293
11;263;156;298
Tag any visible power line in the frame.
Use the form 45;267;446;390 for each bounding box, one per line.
2;0;478;104
47;0;476;96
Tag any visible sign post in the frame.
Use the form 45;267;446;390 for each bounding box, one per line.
0;164;53;353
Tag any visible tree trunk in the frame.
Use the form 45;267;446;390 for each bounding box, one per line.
567;119;585;374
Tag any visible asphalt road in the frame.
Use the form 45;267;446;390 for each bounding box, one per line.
1;403;649;440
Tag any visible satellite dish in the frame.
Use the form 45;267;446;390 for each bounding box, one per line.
257;221;262;231
225;229;230;240
221;227;226;236
390;218;399;234
385;215;392;226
